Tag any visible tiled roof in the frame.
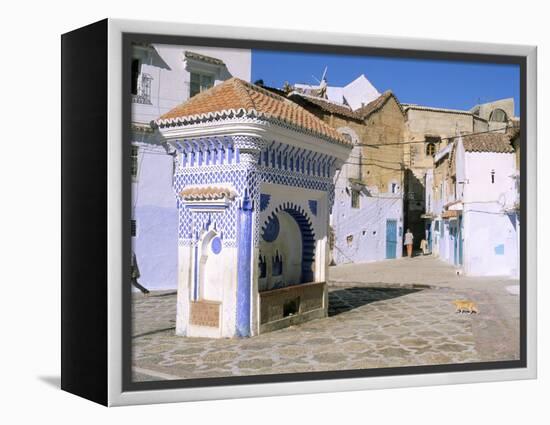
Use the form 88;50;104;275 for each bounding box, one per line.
356;91;403;119
156;78;349;146
507;119;520;139
184;51;225;66
287;92;362;120
461;133;514;153
403;104;474;116
180;186;235;201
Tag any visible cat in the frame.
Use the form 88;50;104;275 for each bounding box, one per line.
452;300;478;314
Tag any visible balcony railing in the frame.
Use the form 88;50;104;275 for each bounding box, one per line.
132;73;153;105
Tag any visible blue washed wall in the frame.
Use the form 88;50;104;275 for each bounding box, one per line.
132;143;178;291
134;205;178;290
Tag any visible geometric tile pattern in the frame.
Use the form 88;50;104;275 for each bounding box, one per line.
173;136;338;248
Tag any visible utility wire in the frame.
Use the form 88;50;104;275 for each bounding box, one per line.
356;125;511;147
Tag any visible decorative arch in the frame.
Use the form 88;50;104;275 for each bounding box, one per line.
261;202;316;283
489;108;508;123
336;126;360;145
337;127;362;180
197;229;223;301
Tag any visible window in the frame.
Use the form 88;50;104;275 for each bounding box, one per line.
491;169;495;184
131;59;140;95
133;73;153;104
351;190;360;208
131;146;139;180
131;220;137;237
425;136;440;157
190;72;214;97
342;133;353;143
130;57;153;104
489;108;508;123
390;182;399;194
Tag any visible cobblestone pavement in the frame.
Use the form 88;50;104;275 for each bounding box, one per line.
132;256;520;382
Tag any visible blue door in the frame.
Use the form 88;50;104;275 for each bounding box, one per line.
426;221;432;253
453;223;459;265
386;219;397;259
458;216;463;265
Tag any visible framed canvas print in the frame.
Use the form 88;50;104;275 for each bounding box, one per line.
61;18;537;406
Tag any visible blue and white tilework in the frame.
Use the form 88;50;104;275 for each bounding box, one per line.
174;136;337;248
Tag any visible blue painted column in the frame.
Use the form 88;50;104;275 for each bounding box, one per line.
236;190;253;337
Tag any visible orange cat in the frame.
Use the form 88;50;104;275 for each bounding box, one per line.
452;300;478;314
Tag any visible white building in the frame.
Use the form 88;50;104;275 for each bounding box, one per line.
331;141;404;264
294;74;381;111
131;44;251;291
427;133;519;277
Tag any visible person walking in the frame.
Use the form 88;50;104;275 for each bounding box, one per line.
131;252;149;294
404;229;414;258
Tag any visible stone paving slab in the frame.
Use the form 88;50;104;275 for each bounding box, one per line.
132;259;520;382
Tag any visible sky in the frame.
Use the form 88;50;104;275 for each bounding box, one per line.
251;50;520;116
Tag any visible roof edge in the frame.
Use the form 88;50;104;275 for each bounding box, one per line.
155;107;352;147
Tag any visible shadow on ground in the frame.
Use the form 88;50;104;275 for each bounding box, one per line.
328;286;422;317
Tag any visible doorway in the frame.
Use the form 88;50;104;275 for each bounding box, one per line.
386;219;397;259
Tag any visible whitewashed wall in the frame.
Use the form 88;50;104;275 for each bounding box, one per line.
133;44;252;125
332;188;403;264
131;138;178;290
131;45;251;291
461;151;519;276
176;242;239;338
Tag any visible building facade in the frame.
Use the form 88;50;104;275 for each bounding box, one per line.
404;98;515;252
294;74;381;110
288;83;407;264
155;78;352;337
131;44;251;291
424;133;519;276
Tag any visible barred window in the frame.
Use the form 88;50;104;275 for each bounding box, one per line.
425;142;436;157
131;146;139;180
131;220;137;237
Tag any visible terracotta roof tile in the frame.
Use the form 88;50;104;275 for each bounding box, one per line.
507;119;520;139
356;90;403;119
184;51;225;66
288;92;362;120
462;133;514;153
403;104;474;116
180;186;235;201
156;78;349;146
